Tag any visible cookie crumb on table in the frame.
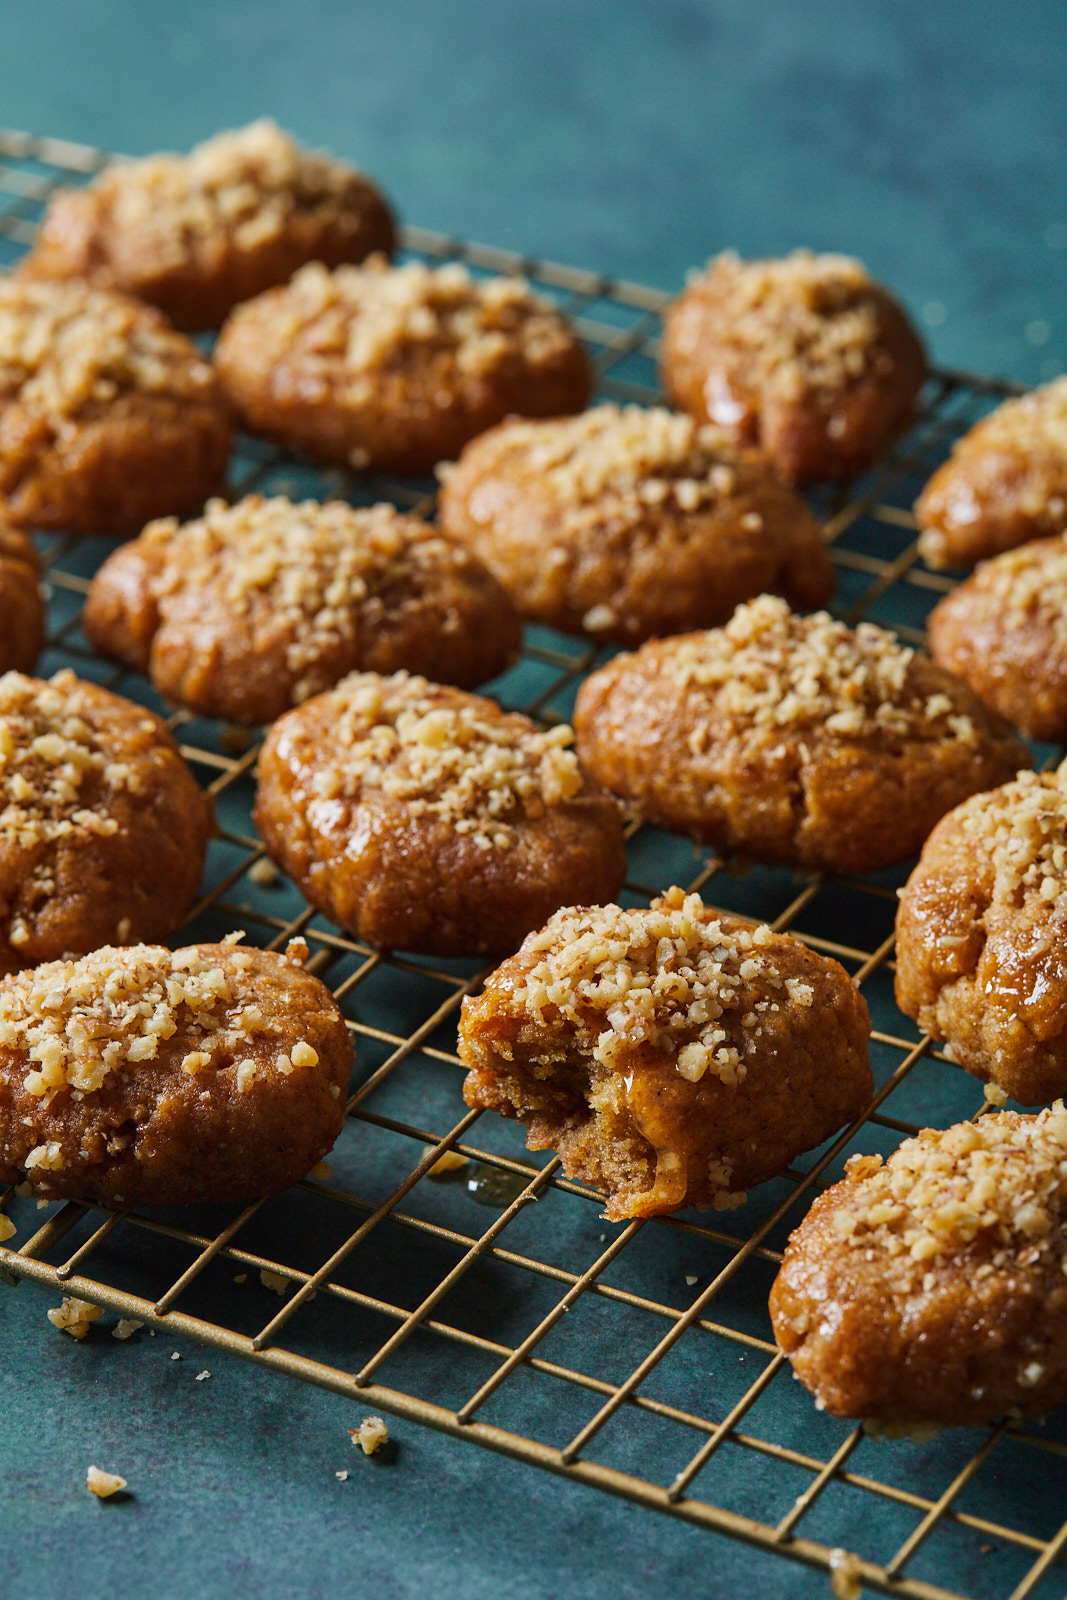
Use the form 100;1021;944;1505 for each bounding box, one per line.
350;1416;390;1456
86;1465;127;1499
47;1296;104;1339
111;1319;143;1341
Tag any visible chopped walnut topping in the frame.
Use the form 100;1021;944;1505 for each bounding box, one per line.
510;887;792;1087
961;376;1067;461
0;669;138;856
691;250;882;404
959;767;1067;921
350;1416;390;1456
265;257;576;387
666;595;975;741
86;1465;127;1499
313;673;584;851
832;1103;1067;1274
144;497;478;700
98;120;373;251
48;1296;104;1339
0;279;215;420
474;405;745;533
952;533;1067;647
0;943;291;1106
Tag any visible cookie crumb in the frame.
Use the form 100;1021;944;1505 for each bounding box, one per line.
335;1469;350;1482
112;1319;143;1341
350;1416;390;1456
260;1267;290;1294
249;857;279;887
685;1274;698;1286
47;1296;104;1339
86;1465;127;1499
0;1214;15;1242
195;1370;211;1382
170;1350;181;1361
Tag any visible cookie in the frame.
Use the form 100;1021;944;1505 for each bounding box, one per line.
254;672;627;957
927;532;1067;740
18;120;395;332
459;888;871;1220
0;279;231;537
0;937;351;1206
916;377;1067;569
574;594;1029;875
436;405;834;643
0;669;214;972
770;1106;1067;1427
213;257;591;476
0;518;43;673
895;766;1067;1105
83;496;521;726
660;251;927;484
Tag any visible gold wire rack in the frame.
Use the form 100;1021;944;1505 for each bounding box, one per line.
0;130;1063;1600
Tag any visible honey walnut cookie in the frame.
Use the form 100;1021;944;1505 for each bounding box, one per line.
770;1106;1067;1427
916;378;1067;569
254;672;627;957
213;257;591;477
896;766;1067;1105
0;937;352;1207
0;518;43;673
927;533;1067;741
574;595;1029;875
19;120;395;332
0;279;231;537
660;251;927;485
0;669;213;973
436;405;833;644
83;496;521;726
459;889;871;1220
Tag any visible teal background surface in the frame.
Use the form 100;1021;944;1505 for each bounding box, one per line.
0;5;1065;1598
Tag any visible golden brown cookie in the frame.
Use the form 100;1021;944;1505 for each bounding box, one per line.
0;669;214;972
459;888;871;1220
0;279;231;537
895;766;1067;1105
660;250;927;484
0;518;43;673
916;378;1067;569
574;595;1029;875
213;257;591;476
436;405;834;643
770;1106;1067;1427
18;120;395;332
927;533;1067;740
83;495;521;725
0;937;351;1206
254;672;626;957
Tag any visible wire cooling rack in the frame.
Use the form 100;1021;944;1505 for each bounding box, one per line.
0;130;1064;1600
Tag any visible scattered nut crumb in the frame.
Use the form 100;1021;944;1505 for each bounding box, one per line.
425;1146;470;1178
260;1267;290;1294
335;1469;350;1481
350;1416;390;1456
47;1296;104;1339
170;1351;182;1361
233;1273;247;1284
0;1213;15;1243
112;1319;143;1341
86;1465;127;1499
249;857;279;887
685;1274;698;1286
195;1370;211;1382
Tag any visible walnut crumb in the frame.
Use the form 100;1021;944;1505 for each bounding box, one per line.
260;1268;291;1295
48;1296;104;1339
86;1465;127;1499
350;1416;390;1456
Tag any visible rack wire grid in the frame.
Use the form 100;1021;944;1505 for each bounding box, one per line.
0;129;1063;1600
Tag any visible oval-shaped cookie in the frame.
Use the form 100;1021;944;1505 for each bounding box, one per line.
896;766;1067;1105
574;595;1029;875
916;377;1067;569
84;496;521;725
0;518;43;674
770;1105;1067;1426
0;279;231;537
459;888;871;1220
927;532;1067;741
254;672;627;958
436;404;833;643
0;669;214;973
660;250;927;484
19;120;395;332
0;938;352;1206
214;257;591;476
